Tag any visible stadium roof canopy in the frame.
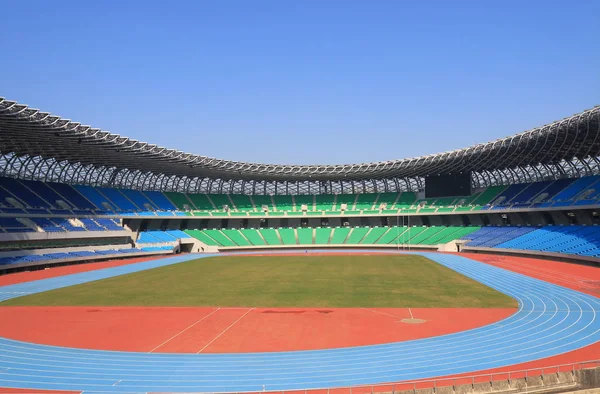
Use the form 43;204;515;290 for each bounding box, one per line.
0;97;599;194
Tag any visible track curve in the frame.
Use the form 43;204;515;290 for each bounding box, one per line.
0;252;598;393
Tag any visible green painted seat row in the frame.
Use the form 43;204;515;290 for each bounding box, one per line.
185;226;480;247
167;187;507;214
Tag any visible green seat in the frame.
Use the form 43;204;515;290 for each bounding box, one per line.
315;227;332;244
297;228;314;244
330;227;351;244
278;228;297;244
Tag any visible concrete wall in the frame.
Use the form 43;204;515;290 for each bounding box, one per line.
387;367;600;394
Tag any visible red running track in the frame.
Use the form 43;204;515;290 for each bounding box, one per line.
0;306;514;353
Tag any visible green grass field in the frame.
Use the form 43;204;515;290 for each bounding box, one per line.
2;255;517;308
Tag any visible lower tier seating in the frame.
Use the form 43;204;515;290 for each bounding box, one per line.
464;225;600;258
0;246;173;267
184;226;481;247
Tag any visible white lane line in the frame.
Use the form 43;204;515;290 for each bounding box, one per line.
148;308;220;353
196;308;254;354
361;308;405;320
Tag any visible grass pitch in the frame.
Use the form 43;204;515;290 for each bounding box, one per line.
2;255;516;308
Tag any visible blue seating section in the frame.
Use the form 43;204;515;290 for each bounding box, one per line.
120;189;156;211
166;230;191;239
144;191;178;211
96;188;139;211
1;178;49;208
509;181;553;205
0;218;31;232
465;225;600;259
74;185;116;211
549;176;600;203
462;226;538;247
31;218;65;233
47;182;97;210
79;218;106;231
137;230;190;243
95;219;124;231
0;187;19;208
1;175;599;216
496;226;600;258
51;218;86;232
19;179;65;208
487;184;529;208
0;246;173;266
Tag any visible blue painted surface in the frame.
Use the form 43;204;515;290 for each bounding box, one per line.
0;251;598;393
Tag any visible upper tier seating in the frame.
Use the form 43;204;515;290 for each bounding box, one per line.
144;191;178;211
1;178;49;208
1;176;599;217
47;182;97;210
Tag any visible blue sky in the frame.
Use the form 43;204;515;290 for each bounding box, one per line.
1;0;598;165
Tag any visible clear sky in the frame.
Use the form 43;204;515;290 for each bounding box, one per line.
1;0;598;165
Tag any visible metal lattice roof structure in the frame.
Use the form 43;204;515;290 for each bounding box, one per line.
0;97;599;194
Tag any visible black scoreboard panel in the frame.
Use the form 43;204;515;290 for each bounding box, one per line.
425;172;471;198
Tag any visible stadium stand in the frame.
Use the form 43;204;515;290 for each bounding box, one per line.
183;226;481;248
3;175;600;217
464;225;600;258
1;99;599;272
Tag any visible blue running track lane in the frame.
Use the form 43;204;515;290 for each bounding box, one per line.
0;251;598;393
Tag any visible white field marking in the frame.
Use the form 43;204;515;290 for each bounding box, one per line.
361;308;405;320
148;308;220;353
0;292;30;294
408;308;414;319
196;308;255;354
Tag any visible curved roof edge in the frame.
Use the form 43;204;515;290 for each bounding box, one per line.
0;97;599;182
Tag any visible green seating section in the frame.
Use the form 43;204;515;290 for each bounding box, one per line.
221;229;251;246
252;195;272;211
297;228;314;244
207;195;230;210
184;230;220;246
329;227;351;243
259;228;281;245
238;229;265;245
174;188;507;214
164;192;194;210
355;193;378;210
375;226;406;244
315;227;332;244
203;229;236;246
279;228;297;244
471;185;507;206
314;194;335;211
273;195;294;211
294;195;314;211
335;194;356;210
377;192;399;208
395;192;418;208
431;197;458;206
187;194;215;210
185;225;480;247
360;227;388;243
223;195;250;211
345;227;370;243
